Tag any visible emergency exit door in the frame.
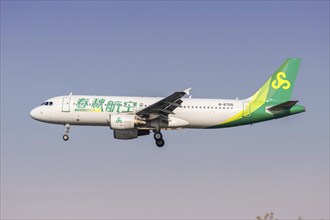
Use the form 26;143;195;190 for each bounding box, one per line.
62;97;71;112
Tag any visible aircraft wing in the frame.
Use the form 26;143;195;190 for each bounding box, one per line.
136;88;191;120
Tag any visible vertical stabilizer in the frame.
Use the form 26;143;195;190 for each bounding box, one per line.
249;58;301;102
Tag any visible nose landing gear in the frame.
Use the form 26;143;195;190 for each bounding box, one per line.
154;131;165;147
63;134;69;141
63;124;70;141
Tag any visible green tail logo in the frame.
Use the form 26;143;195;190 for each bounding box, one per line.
250;58;301;103
271;72;291;90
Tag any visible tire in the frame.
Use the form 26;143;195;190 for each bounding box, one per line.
154;132;163;140
156;139;165;147
63;134;69;141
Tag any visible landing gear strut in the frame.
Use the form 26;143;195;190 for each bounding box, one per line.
154;131;165;147
63;124;70;141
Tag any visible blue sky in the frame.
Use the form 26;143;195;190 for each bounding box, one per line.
1;1;329;219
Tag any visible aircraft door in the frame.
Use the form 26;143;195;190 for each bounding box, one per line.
138;103;144;111
62;97;71;112
243;102;251;117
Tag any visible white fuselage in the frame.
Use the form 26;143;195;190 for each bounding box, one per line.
29;59;305;147
30;95;246;129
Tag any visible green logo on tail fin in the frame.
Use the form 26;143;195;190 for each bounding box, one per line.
271;72;291;90
250;58;301;103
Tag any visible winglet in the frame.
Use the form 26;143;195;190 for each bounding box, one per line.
183;88;192;96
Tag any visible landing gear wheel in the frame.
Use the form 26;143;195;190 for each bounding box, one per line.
156;139;165;147
154;132;163;140
63;134;69;141
63;124;70;141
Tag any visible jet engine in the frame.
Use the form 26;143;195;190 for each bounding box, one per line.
109;114;146;130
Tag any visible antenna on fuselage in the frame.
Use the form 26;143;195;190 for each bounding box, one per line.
69;92;73;96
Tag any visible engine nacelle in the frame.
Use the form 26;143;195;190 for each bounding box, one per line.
114;129;138;139
109;114;146;130
113;129;150;140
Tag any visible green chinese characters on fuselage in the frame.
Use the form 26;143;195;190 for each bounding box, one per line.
74;98;137;113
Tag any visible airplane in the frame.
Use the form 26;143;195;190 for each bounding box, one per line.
30;58;305;147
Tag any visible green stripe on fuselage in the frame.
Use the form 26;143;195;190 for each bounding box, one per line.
208;103;305;129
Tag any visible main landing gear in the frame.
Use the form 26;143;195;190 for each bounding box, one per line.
154;131;165;147
63;124;70;141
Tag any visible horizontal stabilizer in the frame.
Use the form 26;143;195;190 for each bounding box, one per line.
267;100;299;114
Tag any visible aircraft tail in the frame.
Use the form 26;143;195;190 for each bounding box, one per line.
249;58;301;102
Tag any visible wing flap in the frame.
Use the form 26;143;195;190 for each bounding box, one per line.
136;88;190;119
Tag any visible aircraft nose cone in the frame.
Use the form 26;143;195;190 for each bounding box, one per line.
30;108;38;120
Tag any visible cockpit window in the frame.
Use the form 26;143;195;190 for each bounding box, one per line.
40;101;53;106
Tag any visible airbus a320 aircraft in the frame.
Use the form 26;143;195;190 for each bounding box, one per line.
30;58;305;147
